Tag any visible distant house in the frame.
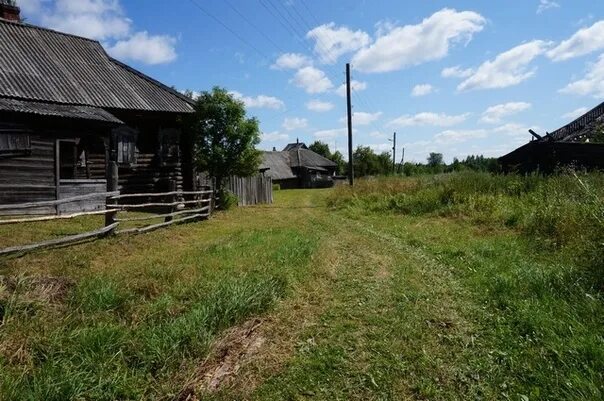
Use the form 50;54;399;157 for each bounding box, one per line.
0;5;195;214
499;102;604;173
260;142;337;189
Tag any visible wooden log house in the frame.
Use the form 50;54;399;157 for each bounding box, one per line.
499;102;604;173
0;5;195;215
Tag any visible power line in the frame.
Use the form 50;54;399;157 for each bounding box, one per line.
187;0;271;61
223;0;285;54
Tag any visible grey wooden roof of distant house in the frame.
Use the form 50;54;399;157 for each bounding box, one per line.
260;144;337;180
0;19;193;115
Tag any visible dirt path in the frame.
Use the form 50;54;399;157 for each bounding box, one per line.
193;190;485;401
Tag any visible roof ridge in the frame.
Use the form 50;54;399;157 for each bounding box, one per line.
0;18;99;43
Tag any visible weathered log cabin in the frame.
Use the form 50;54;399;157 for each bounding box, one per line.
260;142;337;189
0;6;195;215
499;102;604;173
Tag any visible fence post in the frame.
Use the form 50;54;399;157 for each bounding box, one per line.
105;161;118;235
165;179;177;223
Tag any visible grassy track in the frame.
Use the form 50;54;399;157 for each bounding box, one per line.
1;183;602;400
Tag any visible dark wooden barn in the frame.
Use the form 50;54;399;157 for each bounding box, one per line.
260;142;337;189
499;102;604;173
0;9;195;214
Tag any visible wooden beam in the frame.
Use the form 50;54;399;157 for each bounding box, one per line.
0;191;120;211
0;223;119;257
0;209;112;225
116;213;208;235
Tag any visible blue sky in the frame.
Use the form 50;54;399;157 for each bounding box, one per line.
17;0;604;162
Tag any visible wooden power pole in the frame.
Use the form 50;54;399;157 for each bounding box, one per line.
346;63;354;186
392;132;396;173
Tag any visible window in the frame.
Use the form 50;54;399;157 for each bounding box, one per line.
113;127;138;165
0;132;31;156
159;128;180;163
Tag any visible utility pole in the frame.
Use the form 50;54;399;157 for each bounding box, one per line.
346;63;354;186
392;132;397;173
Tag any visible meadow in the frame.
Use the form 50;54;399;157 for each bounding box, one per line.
0;172;602;400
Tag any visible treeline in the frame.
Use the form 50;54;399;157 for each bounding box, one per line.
308;141;500;177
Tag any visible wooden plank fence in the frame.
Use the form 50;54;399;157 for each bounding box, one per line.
224;175;273;206
0;162;214;257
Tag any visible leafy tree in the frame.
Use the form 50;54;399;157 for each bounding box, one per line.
353;146;393;177
308;141;331;158
592;123;604;143
427;152;444;167
184;87;262;189
330;150;347;175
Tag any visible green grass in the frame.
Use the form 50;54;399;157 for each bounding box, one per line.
1;175;603;400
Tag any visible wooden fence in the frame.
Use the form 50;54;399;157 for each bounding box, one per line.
0;162;214;257
224;175;273;206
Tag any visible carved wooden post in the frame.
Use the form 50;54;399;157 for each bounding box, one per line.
105;161;118;234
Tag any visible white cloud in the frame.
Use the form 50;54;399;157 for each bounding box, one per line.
313;128;347;139
23;0;177;65
340;111;382;126
547;21;604;61
441;65;474;78
537;0;560;14
107;32;177;65
335;80;367;97
435;129;487;144
291;66;334;94
411;84;436;97
282;117;308;131
368;143;393;153
369;131;387;138
306;99;334;112
262;131;289;142
562;107;589;120
559;54;604;98
271;53;313;70
458;40;550;91
352;8;486;73
306;23;370;64
480;102;532;124
388;112;469;127
493;123;538;138
229;91;285;110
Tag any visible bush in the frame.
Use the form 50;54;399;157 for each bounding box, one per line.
272;183;281;191
218;189;238;210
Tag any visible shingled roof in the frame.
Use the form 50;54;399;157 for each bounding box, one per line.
549;101;604;142
0;19;193;114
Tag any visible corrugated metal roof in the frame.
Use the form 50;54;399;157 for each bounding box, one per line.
0;98;123;123
0;19;193;113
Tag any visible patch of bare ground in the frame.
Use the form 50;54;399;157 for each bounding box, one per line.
177;318;266;400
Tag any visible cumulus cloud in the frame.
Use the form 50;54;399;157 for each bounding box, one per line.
21;0;177;65
434;129;487;144
291;67;334;94
262;131;289;142
458;40;550;91
340;112;382;126
307;23;370;64
493;123;538;138
335;80;367;97
313;128;347;139
441;65;474;78
562;107;589;120
271;53;313;70
352;8;486;73
306;99;334;112
107;32;177;65
229;91;285;110
547;21;604;61
537;0;560;14
282;117;308;131
411;84;436;97
559;54;604;98
388;112;469;127
480;102;532;124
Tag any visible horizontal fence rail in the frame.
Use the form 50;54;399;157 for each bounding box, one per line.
0;162;215;257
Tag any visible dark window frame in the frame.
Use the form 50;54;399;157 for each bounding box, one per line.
0;131;32;158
